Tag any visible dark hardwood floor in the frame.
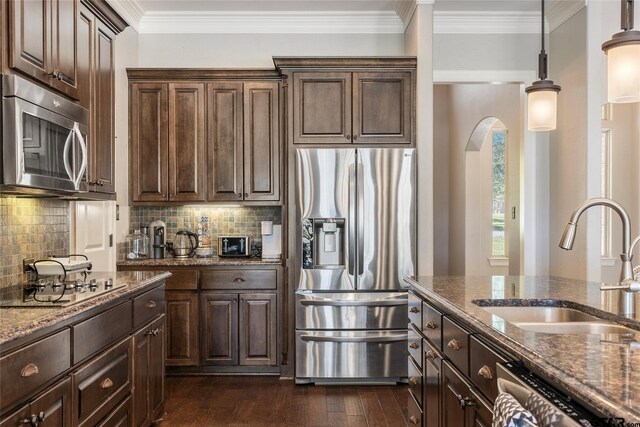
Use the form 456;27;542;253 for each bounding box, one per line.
160;376;410;426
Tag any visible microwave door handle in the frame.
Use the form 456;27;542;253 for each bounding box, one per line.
73;122;87;190
62;130;74;182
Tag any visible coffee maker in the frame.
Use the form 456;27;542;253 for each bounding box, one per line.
261;221;282;261
149;220;166;259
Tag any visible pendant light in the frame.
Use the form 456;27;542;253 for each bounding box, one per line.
602;0;640;103
526;0;561;131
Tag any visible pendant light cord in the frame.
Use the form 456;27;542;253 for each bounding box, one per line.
538;0;548;80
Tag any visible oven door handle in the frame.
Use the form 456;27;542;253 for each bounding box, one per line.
300;334;407;343
72;122;87;191
300;300;406;307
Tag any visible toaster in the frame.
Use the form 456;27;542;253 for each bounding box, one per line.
218;236;250;257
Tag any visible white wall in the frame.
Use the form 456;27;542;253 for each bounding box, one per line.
114;27;139;244
138;33;404;67
433;84;450;275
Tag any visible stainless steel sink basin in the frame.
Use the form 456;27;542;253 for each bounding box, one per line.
479;306;638;335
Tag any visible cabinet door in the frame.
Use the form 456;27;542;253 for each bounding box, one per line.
49;0;79;99
149;316;165;422
200;293;238;366
293;72;352;144
9;0;49;84
243;82;280;201
130;83;169;202
424;346;441;427
168;83;206;202
132;325;151;427
30;378;72;427
442;361;473;427
352;72;413;144
206;82;244;202
239;293;277;366
90;20;116;194
77;4;94;110
166;292;199;366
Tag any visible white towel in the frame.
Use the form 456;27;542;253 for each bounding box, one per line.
493;392;539;427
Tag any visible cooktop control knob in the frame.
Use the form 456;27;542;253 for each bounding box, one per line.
105;279;113;289
35;279;47;291
89;279;98;291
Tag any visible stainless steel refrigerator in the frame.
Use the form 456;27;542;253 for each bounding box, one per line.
295;148;416;384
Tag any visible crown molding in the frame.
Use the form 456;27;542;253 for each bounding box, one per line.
137;11;404;34
105;0;144;32
433;11;541;34
395;1;417;31
546;0;586;32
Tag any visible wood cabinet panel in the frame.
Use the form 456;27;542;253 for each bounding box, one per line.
49;0;79;99
166;292;199;366
200;269;276;290
95;395;131;427
442;361;472;427
132;315;165;427
133;285;165;329
165;269;198;290
206;82;243;202
168;83;205;202
293;72;352;144
28;378;72;427
130;83;168;202
149;316;165;422
243;82;280;201
424;341;442;427
200;293;238;366
0;330;71;414
239;293;277;366
407;390;422;426
9;0;49;83
443;317;470;377
77;4;94;110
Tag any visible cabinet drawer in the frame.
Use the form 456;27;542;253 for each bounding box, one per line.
422;301;443;350
469;335;506;402
73;338;132;425
74;301;132;363
407;390;422;426
165;270;198;290
200;269;276;290
443;317;470;376
408;356;422;407
407;325;422;370
408;292;421;329
0;330;71;413
95;395;132;427
133;285;165;329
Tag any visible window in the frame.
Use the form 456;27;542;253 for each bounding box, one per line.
601;129;612;258
492;130;507;257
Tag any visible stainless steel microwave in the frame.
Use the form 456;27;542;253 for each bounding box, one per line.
1;74;89;194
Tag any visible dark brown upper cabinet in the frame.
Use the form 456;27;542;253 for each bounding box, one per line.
9;0;80;100
274;57;416;146
129;82;206;203
206;81;280;203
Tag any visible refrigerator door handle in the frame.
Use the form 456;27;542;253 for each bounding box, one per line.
357;160;364;276
299;300;407;307
348;162;356;276
299;334;407;343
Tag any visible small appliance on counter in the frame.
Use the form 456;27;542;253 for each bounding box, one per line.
125;229;149;259
261;221;282;261
218;236;250;257
30;255;92;276
167;230;199;258
149;220;166;259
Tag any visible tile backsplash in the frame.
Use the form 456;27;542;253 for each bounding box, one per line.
126;206;282;258
0;196;70;297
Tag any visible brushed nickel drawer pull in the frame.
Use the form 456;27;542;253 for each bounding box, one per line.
20;363;39;378
409;415;419;425
409;377;418;386
146;301;157;308
100;378;114;389
232;278;245;283
447;339;462;351
409;342;419;349
478;365;493;379
425;320;438;330
409;307;419;313
145;328;160;336
425;350;436;360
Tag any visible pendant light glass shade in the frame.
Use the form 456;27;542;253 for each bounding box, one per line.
602;0;640;103
603;32;640;103
527;85;559;131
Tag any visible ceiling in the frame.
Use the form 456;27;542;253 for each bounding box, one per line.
106;0;584;34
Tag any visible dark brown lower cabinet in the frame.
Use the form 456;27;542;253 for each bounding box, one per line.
442;361;491;427
200;293;239;366
96;396;132;427
0;378;71;427
133;315;165;427
424;342;442;427
239;293;277;366
165;291;199;366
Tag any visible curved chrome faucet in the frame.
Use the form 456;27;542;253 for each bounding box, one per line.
559;198;638;316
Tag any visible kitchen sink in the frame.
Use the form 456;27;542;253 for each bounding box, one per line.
477;304;638;335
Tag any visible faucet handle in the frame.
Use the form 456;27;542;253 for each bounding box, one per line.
601;279;640;293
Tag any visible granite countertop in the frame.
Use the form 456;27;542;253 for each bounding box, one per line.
405;275;640;421
0;271;171;347
117;256;282;267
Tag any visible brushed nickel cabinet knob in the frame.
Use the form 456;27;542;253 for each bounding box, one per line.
447;339;462;351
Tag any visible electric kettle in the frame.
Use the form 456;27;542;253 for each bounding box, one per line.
167;230;199;258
